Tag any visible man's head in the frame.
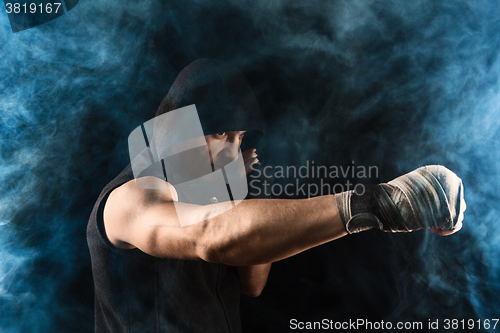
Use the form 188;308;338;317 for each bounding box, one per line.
147;59;265;183
155;58;265;152
129;59;263;218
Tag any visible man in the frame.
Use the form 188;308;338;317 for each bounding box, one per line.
87;59;465;332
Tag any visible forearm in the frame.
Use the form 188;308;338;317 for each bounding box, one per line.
198;196;346;265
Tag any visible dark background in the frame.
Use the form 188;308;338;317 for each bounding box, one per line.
1;0;499;332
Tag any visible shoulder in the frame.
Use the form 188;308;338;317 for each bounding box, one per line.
110;176;178;205
103;177;178;249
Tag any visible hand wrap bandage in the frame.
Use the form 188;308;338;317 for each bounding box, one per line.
335;165;466;234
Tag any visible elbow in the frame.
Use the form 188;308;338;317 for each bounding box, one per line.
200;246;259;267
197;219;250;265
199;240;240;265
197;242;223;263
196;233;217;263
196;221;234;264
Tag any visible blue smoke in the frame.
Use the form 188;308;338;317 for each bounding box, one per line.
1;0;500;332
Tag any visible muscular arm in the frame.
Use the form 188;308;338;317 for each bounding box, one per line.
103;176;347;266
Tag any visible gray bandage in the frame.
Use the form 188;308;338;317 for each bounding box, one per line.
335;165;466;234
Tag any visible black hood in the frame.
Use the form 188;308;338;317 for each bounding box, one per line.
155;58;265;150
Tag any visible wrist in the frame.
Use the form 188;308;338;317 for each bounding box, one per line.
335;187;381;234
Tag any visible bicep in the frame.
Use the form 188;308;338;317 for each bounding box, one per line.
103;177;202;259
